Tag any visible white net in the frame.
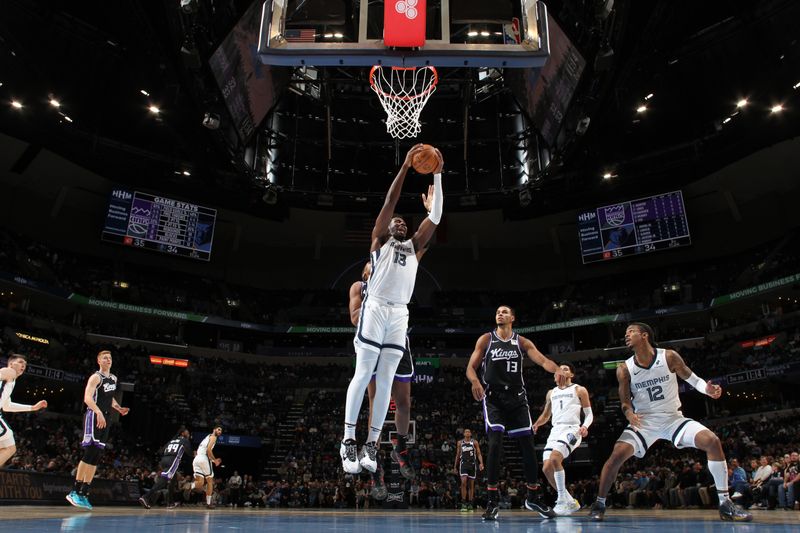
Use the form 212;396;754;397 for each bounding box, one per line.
370;66;438;139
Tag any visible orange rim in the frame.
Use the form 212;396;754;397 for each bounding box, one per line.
369;65;438;102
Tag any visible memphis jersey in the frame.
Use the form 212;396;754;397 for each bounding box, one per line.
92;372;117;414
625;348;681;415
197;434;215;458
550;384;582;426
460;440;476;466
367;237;418;305
481;331;525;391
0;379;16;413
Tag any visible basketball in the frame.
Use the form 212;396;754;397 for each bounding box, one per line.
412;144;441;174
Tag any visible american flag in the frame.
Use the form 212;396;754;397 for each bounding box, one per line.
284;29;316;43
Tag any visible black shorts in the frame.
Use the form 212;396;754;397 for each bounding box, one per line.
459;462;477;479
371;336;414;382
159;455;182;480
482;389;533;436
81;409;110;448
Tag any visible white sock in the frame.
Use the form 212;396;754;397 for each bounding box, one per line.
343;347;379;441
707;460;729;504
554;469;567;500
368;349;402;445
206;495;212;505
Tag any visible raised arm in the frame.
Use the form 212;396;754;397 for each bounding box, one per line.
617;363;640;430
371;144;426;250
466;333;491;401
519;336;567;383
666;349;722;399
411;149;443;252
532;389;553;434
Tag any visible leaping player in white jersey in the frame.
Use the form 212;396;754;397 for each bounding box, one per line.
589;323;752;522
341;144;444;474
193;426;222;509
532;362;592;515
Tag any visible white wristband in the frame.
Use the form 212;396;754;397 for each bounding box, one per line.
581;407;594;429
427;173;443;224
685;372;709;395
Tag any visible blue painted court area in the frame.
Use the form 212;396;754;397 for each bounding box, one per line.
1;508;795;533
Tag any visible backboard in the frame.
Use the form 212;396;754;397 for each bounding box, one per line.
258;0;549;68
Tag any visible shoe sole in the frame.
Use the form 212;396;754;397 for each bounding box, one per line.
66;494;81;508
341;460;363;474
524;502;555;519
359;461;377;473
139;498;151;509
720;514;752;522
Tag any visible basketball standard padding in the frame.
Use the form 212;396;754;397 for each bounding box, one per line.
412;144;440;174
384;0;427;48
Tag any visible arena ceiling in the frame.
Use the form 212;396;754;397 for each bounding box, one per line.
0;0;798;219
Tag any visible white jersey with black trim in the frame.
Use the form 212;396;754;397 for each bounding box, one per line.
0;379;16;413
197;434;214;458
367;237;418;305
625;348;681;415
550;383;582;427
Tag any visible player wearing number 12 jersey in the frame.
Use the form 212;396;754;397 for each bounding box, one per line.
589;323;752;522
466;306;568;521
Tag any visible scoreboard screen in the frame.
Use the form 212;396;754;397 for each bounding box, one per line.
578;190;691;264
101;189;216;261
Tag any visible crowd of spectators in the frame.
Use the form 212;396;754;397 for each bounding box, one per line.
2;227;800;510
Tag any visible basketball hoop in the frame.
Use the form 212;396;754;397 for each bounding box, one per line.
369;65;438;139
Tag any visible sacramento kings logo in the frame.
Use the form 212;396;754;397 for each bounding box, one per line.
603;204;626;227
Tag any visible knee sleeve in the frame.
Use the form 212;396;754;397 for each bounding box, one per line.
516;434;540;485
82;445;103;466
345;347;379;425
368;350;402;432
486;431;503;486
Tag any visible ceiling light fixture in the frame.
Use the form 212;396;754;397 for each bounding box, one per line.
736;98;748;108
793;81;800;90
722;117;731;124
467;31;478;37
49;98;61;108
636;105;647;113
140;89;150;96
770;104;784;113
644;93;653;100
148;105;160;114
11;100;23;109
